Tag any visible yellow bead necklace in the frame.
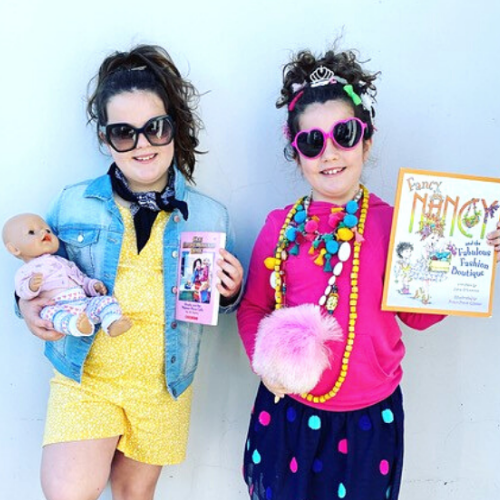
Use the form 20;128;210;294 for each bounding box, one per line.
268;185;369;403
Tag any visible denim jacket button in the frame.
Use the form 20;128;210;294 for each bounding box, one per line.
171;356;176;363
174;215;181;223
77;234;84;242
172;250;178;258
171;286;178;294
171;321;177;329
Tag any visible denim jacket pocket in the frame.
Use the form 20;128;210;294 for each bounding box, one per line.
57;226;101;277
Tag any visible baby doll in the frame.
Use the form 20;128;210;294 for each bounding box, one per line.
3;213;131;337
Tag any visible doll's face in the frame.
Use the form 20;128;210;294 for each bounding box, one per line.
3;214;59;262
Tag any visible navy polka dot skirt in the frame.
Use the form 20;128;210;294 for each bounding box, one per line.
243;384;404;500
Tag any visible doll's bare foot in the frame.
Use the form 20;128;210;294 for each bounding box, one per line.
76;313;94;335
107;317;132;337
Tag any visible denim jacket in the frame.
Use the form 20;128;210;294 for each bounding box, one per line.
44;167;238;399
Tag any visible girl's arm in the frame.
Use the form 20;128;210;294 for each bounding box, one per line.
397;311;446;330
237;214;279;362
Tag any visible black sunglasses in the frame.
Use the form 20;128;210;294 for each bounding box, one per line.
100;115;175;153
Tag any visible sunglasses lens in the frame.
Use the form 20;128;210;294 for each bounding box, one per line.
107;125;137;152
105;116;174;152
333;119;363;149
296;129;325;158
144;116;174;146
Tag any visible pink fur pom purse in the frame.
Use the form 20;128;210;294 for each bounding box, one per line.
252;303;344;394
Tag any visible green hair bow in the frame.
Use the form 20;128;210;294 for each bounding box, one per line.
343;84;362;106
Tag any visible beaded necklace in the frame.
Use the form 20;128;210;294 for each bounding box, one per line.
265;185;369;403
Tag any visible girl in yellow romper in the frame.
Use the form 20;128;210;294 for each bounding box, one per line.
19;44;243;500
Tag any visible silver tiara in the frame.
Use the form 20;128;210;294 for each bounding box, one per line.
309;66;347;87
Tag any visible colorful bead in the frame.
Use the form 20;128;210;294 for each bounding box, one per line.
326;239;339;254
337;227;354;241
264;257;276;270
344;214;358;228
285;227;297;241
294;210;307;223
304;219;319;232
346;200;359;214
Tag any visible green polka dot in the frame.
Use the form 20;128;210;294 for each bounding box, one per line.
252;449;261;464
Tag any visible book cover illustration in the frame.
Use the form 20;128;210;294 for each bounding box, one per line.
175;231;226;326
382;168;499;317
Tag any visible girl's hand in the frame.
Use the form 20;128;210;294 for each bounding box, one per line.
262;377;289;403
19;297;64;341
487;221;500;263
217;248;244;300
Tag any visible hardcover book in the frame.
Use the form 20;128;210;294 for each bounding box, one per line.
382;168;499;317
175;231;226;325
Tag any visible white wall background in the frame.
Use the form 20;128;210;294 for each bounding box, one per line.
1;1;499;499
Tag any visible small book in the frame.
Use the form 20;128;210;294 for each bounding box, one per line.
175;231;227;326
382;168;499;317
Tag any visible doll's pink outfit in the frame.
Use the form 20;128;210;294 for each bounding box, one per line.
15;254;122;336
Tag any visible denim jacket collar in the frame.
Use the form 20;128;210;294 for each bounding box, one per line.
83;164;187;204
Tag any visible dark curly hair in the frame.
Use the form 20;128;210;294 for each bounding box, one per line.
87;44;202;183
396;241;414;258
277;48;379;160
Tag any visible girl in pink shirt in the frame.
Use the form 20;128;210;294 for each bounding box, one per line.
237;47;500;500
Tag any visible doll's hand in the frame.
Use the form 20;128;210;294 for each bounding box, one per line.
217;249;244;301
94;281;108;295
19;297;64;341
262;377;289;403
486;221;500;263
29;273;43;293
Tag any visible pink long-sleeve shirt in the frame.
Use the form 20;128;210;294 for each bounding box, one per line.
15;254;100;300
237;193;445;412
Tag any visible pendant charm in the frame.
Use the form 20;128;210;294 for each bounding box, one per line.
326;290;339;313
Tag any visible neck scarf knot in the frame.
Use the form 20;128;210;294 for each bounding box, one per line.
108;163;189;253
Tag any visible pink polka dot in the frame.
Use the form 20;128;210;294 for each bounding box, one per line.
338;438;348;454
249;484;254;495
380;459;390;475
259;411;271;426
290;457;298;473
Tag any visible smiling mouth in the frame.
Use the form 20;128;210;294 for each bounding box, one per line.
134;153;157;162
321;167;345;176
42;235;52;242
